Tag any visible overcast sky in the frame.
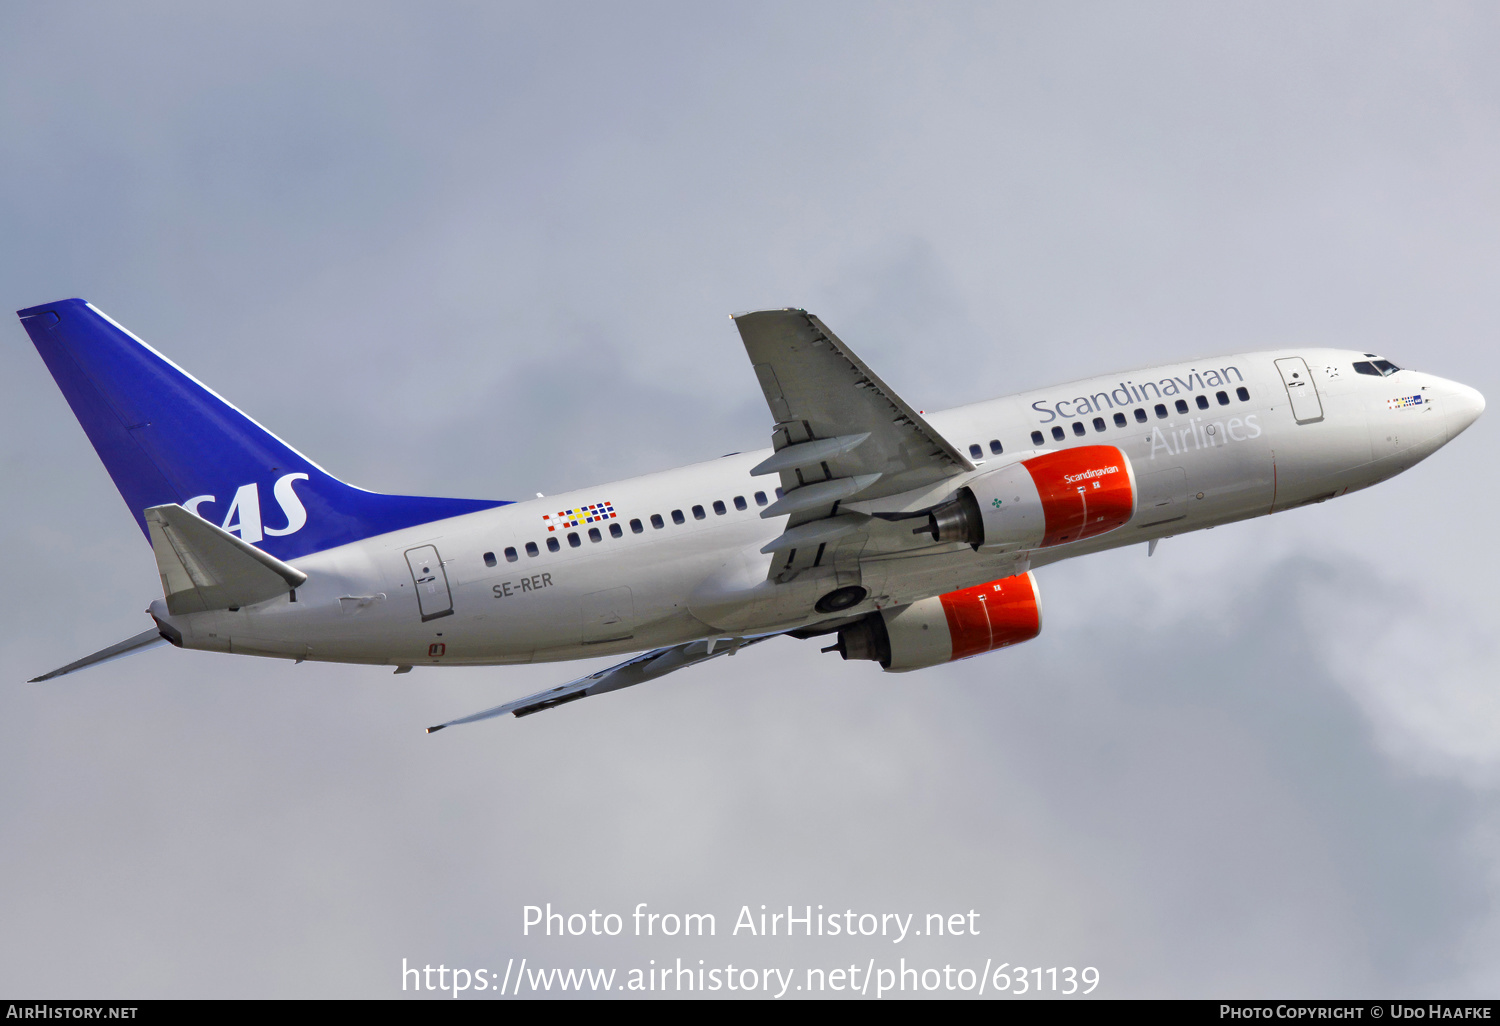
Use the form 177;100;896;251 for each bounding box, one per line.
2;1;1499;999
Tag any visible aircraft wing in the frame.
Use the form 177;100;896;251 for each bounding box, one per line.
426;635;774;731
734;309;975;578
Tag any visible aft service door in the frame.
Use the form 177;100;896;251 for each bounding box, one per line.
1275;357;1324;424
405;545;454;621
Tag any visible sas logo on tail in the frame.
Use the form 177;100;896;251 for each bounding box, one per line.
182;472;310;543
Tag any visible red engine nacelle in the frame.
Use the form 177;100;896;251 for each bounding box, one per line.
828;571;1042;672
917;445;1137;551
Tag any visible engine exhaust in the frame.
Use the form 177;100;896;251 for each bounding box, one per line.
823;613;892;669
913;487;984;548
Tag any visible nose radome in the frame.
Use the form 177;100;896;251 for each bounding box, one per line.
1444;380;1485;440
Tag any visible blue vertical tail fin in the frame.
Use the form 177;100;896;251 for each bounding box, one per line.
19;299;506;561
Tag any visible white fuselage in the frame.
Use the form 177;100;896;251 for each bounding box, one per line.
152;348;1481;669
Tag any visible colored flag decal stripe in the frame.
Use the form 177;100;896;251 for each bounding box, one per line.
543;502;617;531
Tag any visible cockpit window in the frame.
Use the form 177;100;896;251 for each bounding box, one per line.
1355;358;1401;377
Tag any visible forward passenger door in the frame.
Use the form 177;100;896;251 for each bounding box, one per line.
1275;358;1324;424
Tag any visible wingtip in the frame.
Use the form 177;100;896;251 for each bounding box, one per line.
425;724;445;734
731;307;806;321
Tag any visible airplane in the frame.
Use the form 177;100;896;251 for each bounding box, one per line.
17;300;1484;730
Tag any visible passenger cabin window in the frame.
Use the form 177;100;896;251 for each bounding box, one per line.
651;514;664;529
989;439;1003;455
713;500;726;515
754;491;768;506
672;509;685;525
1196;395;1210;410
734;495;747;511
1175;399;1189;414
1113;412;1127;427
1237;386;1250;401
609;523;623;538
547;537;560;553
1050;426;1064;441
629;518;643;534
568;532;581;548
775;487;784;499
588;527;602;542
1216;391;1230;405
1032;430;1045;445
483;551;497;567
1092;417;1106;432
692;505;706;520
1071;422;1086;437
969;443;983;459
504;547;518;563
1134;408;1148;423
1353;361;1380;376
1155;404;1168;419
525;541;539;557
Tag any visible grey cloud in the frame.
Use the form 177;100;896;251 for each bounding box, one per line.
2;551;1494;996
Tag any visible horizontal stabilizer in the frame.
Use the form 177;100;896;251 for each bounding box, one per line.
145;503;308;614
28;627;167;682
427;635;776;732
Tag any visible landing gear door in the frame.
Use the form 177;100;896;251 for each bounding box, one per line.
405;545;454;621
1275;357;1324;424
